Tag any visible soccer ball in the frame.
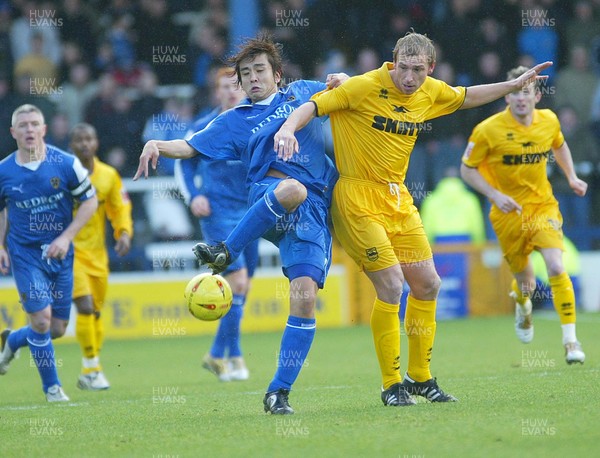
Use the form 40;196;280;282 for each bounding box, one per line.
185;273;233;321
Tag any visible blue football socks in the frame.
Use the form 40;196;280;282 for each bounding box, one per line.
27;328;60;392
7;325;30;352
210;294;245;359
267;315;316;392
225;190;286;259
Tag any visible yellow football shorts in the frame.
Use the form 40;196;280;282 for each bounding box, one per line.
331;176;432;271
490;201;564;273
73;258;109;311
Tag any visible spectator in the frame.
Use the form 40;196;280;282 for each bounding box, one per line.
45;112;71;151
555;45;599;128
11;73;56;122
517;5;559;82
13;32;58;95
566;0;600;48
59;62;98;127
421;167;486;244
550;105;598;230
59;0;97;59
10;0;62;66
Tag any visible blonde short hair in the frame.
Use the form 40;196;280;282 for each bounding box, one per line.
393;31;436;67
11;104;44;127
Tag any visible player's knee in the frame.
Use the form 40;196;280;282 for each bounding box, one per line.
227;272;249;295
30;317;51;334
417;274;441;298
545;260;564;278
275;179;307;211
74;298;94;315
50;325;66;339
289;288;317;318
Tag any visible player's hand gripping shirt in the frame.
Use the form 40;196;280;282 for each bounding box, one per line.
0;145;95;247
73;158;133;276
462;107;564;206
311;62;466;185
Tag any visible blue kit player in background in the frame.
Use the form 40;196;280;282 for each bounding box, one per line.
135;34;347;414
0;104;97;402
175;67;258;382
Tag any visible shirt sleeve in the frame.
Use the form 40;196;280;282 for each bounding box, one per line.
551;113;565;149
186;112;240;161
310;77;358;117
462;124;490;168
425;78;467;121
70;156;96;201
105;169;133;240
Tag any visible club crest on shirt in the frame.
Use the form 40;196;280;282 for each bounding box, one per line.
506;132;514;141
50;177;60;189
366;247;379;262
392;104;409;113
378;88;388;99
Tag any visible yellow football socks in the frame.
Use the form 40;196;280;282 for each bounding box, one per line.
511;279;530;305
405;295;436;382
76;313;97;369
95;312;105;354
370;297;401;389
549;272;576;325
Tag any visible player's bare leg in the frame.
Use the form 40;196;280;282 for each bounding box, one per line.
538;248;584;364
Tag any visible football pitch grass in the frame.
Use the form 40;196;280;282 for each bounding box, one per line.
1;313;598;458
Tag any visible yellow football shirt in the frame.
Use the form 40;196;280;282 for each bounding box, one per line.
74;158;133;276
312;62;466;184
462;107;564;205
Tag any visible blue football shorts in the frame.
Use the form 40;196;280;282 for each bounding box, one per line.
9;243;74;320
248;176;332;289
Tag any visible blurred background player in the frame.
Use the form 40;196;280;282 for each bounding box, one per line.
175;68;258;382
70;123;133;390
461;66;586;364
0;104;97;401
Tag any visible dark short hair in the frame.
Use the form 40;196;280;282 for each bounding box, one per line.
228;33;283;87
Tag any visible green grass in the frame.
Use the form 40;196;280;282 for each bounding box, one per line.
1;313;599;458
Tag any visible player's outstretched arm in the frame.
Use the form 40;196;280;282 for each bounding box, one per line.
461;61;553;110
460;163;522;214
47;195;98;260
134;139;196;180
553;142;588;197
274;102;318;161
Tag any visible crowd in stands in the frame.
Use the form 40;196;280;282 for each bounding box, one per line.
1;0;600;250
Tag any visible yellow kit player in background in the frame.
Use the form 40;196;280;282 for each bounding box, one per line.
70;123;133;389
275;32;552;406
461;66;586;364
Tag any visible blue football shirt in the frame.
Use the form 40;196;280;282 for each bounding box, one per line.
186;80;338;203
0;144;95;248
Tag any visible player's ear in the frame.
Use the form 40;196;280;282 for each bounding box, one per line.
428;62;435;75
9;126;15;139
274;71;282;85
534;89;542;103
